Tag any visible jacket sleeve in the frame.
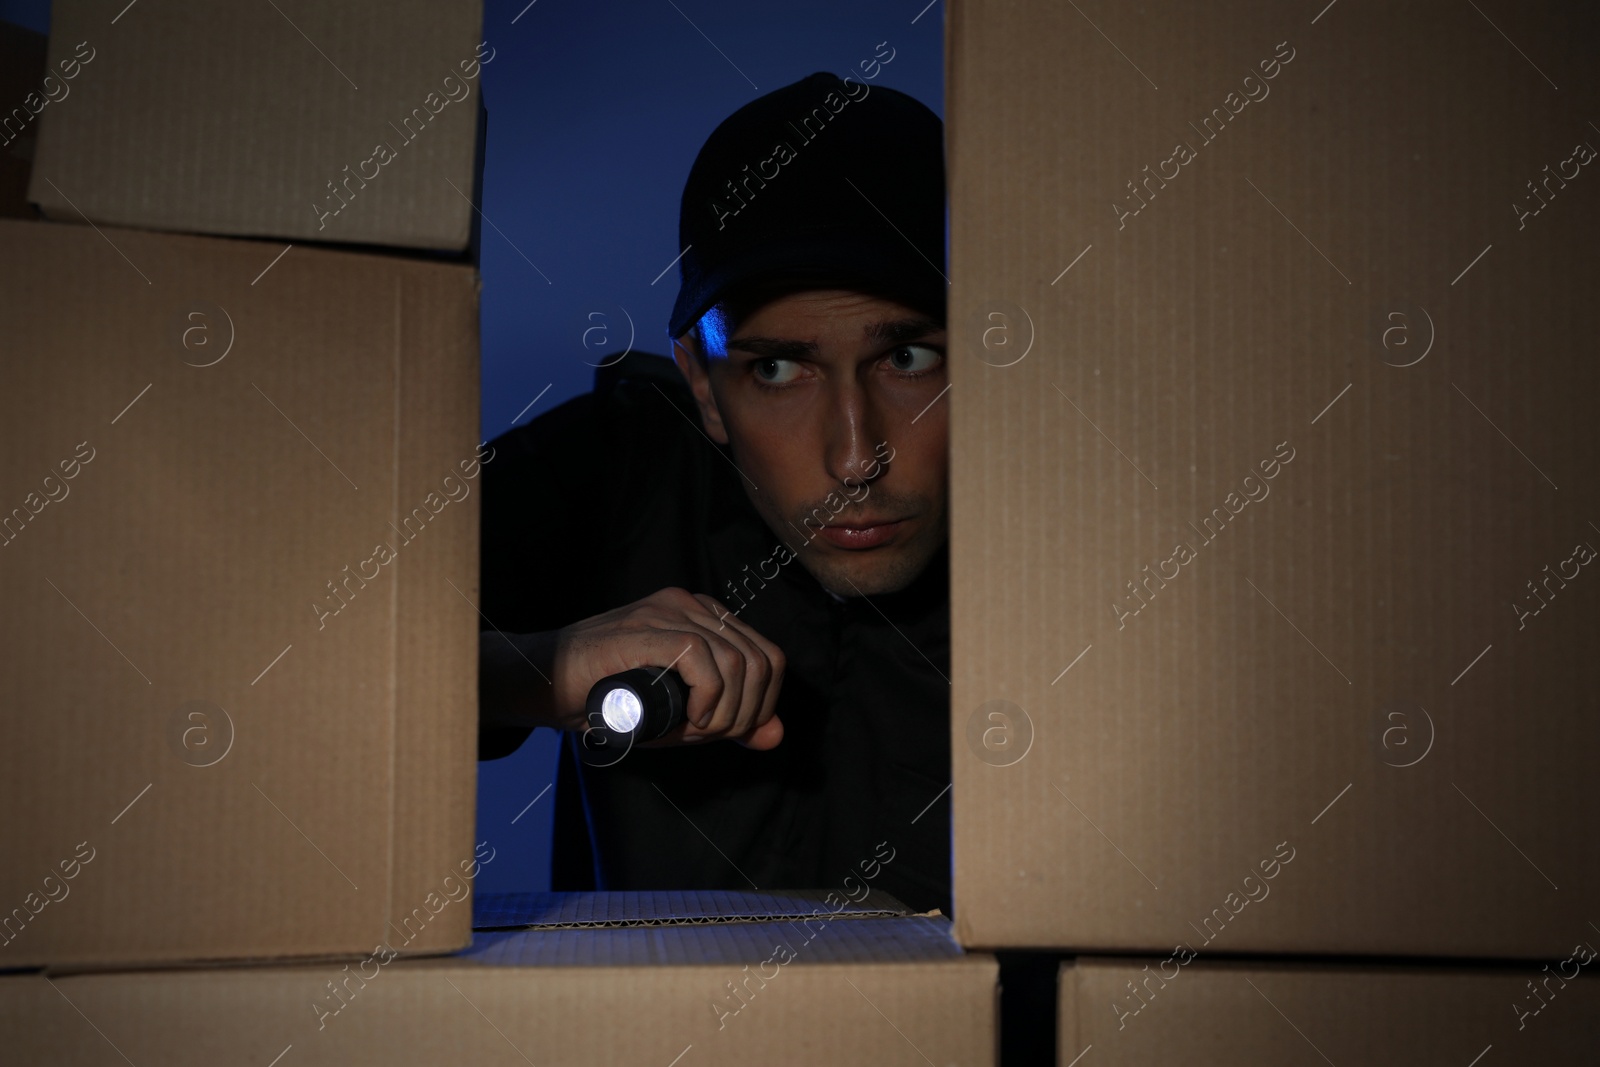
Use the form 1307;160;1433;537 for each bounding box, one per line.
476;390;605;761
477;351;696;761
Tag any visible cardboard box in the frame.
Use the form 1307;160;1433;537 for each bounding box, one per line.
28;0;485;251
1059;956;1600;1065
0;20;47;219
948;1;1600;954
1;893;999;1066
0;218;481;967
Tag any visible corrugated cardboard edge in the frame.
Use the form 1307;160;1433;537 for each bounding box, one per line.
945;0;985;956
465;914;971;968
386;258;482;956
472;888;920;930
479;909;916;931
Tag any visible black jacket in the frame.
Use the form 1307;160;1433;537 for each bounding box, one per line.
478;352;952;914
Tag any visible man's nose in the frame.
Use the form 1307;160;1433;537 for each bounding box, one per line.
823;381;887;487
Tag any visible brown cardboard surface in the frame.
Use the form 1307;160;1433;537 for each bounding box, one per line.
1059;956;1600;1065
0;218;480;967
0;916;998;1066
27;0;484;251
0;20;47;219
948;1;1600;954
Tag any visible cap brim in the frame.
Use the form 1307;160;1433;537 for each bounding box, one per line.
668;232;947;339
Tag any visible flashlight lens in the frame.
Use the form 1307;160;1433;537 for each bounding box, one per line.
600;687;644;733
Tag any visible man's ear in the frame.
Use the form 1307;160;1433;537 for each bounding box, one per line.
671;332;730;445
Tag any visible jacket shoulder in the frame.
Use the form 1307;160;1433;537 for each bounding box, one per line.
487;350;695;460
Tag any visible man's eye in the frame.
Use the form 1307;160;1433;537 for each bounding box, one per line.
886;344;943;374
754;358;804;384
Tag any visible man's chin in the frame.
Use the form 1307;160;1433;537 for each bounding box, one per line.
801;542;939;598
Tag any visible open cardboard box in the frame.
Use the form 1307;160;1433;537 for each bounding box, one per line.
0;218;481;968
2;891;999;1066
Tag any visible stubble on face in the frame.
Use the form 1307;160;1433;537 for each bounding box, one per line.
757;476;946;598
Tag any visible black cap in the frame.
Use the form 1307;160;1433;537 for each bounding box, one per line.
667;71;946;340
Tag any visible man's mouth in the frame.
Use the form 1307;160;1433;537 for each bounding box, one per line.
813;518;907;550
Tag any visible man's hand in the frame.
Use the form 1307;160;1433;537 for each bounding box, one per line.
481;587;784;750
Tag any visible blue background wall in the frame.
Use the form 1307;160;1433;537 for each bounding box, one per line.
1;0;944;893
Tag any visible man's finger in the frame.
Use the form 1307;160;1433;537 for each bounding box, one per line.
645;629;722;729
691;594;783;730
682;612;769;736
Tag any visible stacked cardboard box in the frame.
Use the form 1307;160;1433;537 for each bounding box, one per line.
1058;958;1599;1063
17;0;1593;1059
0;217;483;968
1;0;492;971
944;0;1599;1060
3;894;998;1064
26;0;488;251
0;5;1001;1063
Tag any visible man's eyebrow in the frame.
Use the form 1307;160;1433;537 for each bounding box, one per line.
725;336;818;359
724;318;945;359
864;317;944;346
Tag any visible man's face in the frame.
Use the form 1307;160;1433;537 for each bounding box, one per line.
673;288;948;598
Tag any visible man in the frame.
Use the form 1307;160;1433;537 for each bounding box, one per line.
477;71;952;913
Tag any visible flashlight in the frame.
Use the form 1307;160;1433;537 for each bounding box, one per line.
579;667;689;763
